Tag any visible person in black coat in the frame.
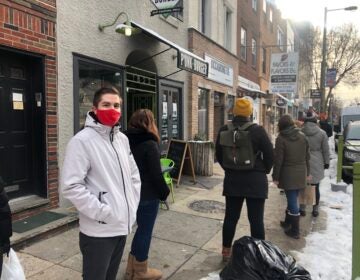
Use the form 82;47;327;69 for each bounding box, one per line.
319;113;333;138
0;176;12;278
215;98;273;262
124;109;169;280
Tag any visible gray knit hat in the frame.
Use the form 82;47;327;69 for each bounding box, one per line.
304;111;318;123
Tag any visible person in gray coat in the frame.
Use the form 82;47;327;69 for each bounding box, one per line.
301;111;330;217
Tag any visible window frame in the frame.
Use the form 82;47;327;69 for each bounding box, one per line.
251;38;257;67
197;88;209;139
252;0;257;12
240;27;247;62
262;47;266;74
73;54;125;133
224;7;232;50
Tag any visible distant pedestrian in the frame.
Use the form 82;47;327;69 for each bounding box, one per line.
302;111;330;217
0;176;12;278
319;113;333;138
273;115;310;239
124;109;170;280
61;87;141;280
216;98;273;262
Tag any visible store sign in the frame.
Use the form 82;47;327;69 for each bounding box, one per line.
326;68;337;88
151;0;179;9
178;51;208;77
151;0;181;18
238;75;261;91
276;97;287;107
205;54;233;86
270;52;299;95
310;89;321;99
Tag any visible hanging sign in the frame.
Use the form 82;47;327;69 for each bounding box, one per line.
270;52;299;95
150;0;182;18
325;68;337;88
178;51;208;77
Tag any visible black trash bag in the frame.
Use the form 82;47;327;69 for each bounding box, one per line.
220;236;311;280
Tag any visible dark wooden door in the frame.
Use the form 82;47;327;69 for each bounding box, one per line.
0;51;37;197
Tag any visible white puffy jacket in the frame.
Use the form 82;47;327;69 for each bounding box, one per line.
61;112;141;237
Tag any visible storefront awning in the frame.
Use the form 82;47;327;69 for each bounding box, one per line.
131;21;208;77
274;92;291;103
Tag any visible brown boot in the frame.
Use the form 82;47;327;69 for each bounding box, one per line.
124;253;134;280
133;258;162;280
222;246;231;263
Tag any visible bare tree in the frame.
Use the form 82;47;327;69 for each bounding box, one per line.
301;24;360;113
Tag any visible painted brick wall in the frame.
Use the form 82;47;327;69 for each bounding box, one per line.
0;0;57;221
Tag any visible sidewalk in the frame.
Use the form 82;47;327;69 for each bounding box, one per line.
15;163;327;279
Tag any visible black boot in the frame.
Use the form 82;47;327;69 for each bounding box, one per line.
284;214;300;239
280;211;291;229
312;205;319;217
299;204;306;216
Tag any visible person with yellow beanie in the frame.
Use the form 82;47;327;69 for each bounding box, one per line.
215;97;273;262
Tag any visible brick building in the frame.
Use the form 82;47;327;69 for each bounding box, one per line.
0;0;57;220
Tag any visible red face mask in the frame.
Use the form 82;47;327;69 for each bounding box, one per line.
96;109;121;127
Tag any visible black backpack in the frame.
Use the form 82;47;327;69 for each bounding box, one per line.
219;122;257;170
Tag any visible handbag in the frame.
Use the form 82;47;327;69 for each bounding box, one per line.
298;184;316;205
1;248;26;280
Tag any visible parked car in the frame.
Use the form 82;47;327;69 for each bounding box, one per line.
335;105;360;151
342;120;360;183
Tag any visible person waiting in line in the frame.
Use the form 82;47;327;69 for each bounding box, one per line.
61;87;141;280
0;176;12;278
273;115;310;239
319;113;333;138
301;111;330;217
215;98;273;262
125;109;170;280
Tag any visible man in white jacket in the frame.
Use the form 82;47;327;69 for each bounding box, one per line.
61;87;141;280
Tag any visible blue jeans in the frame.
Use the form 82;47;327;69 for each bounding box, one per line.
131;199;160;262
285;190;300;215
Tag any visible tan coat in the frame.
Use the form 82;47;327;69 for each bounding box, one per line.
272;126;310;190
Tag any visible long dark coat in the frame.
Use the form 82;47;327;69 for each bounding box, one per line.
125;128;170;201
272;126;310;190
215;116;274;199
0;177;12;250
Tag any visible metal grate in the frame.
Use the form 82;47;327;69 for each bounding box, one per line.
188;200;225;213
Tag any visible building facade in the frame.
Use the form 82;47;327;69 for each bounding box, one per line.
0;0;57;220
187;0;238;141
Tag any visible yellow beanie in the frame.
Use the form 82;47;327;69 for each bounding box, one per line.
233;98;253;117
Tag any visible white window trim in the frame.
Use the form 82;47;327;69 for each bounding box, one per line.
241;27;247;61
263;0;266;13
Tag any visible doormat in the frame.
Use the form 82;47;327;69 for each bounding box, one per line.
12;211;67;233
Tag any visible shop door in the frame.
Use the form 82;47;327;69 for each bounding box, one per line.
213;92;225;141
0;51;44;198
126;68;157;122
160;87;181;151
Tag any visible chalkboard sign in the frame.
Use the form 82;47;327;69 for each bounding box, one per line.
166;139;196;186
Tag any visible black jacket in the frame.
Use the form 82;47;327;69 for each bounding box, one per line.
0;177;12;250
215;116;274;198
319;121;333;138
125;128;170;201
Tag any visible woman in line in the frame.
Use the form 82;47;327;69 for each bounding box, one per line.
215;98;274;261
301;111;330;217
0;176;12;278
125;109;170;280
273;115;310;239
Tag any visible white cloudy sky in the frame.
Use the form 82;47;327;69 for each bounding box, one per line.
275;0;360;102
275;0;360;29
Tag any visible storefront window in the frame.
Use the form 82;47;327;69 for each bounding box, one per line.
198;88;209;139
74;56;122;132
227;95;235;121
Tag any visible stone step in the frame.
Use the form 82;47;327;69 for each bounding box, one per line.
11;208;79;250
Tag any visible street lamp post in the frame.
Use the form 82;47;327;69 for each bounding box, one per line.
319;6;357;113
